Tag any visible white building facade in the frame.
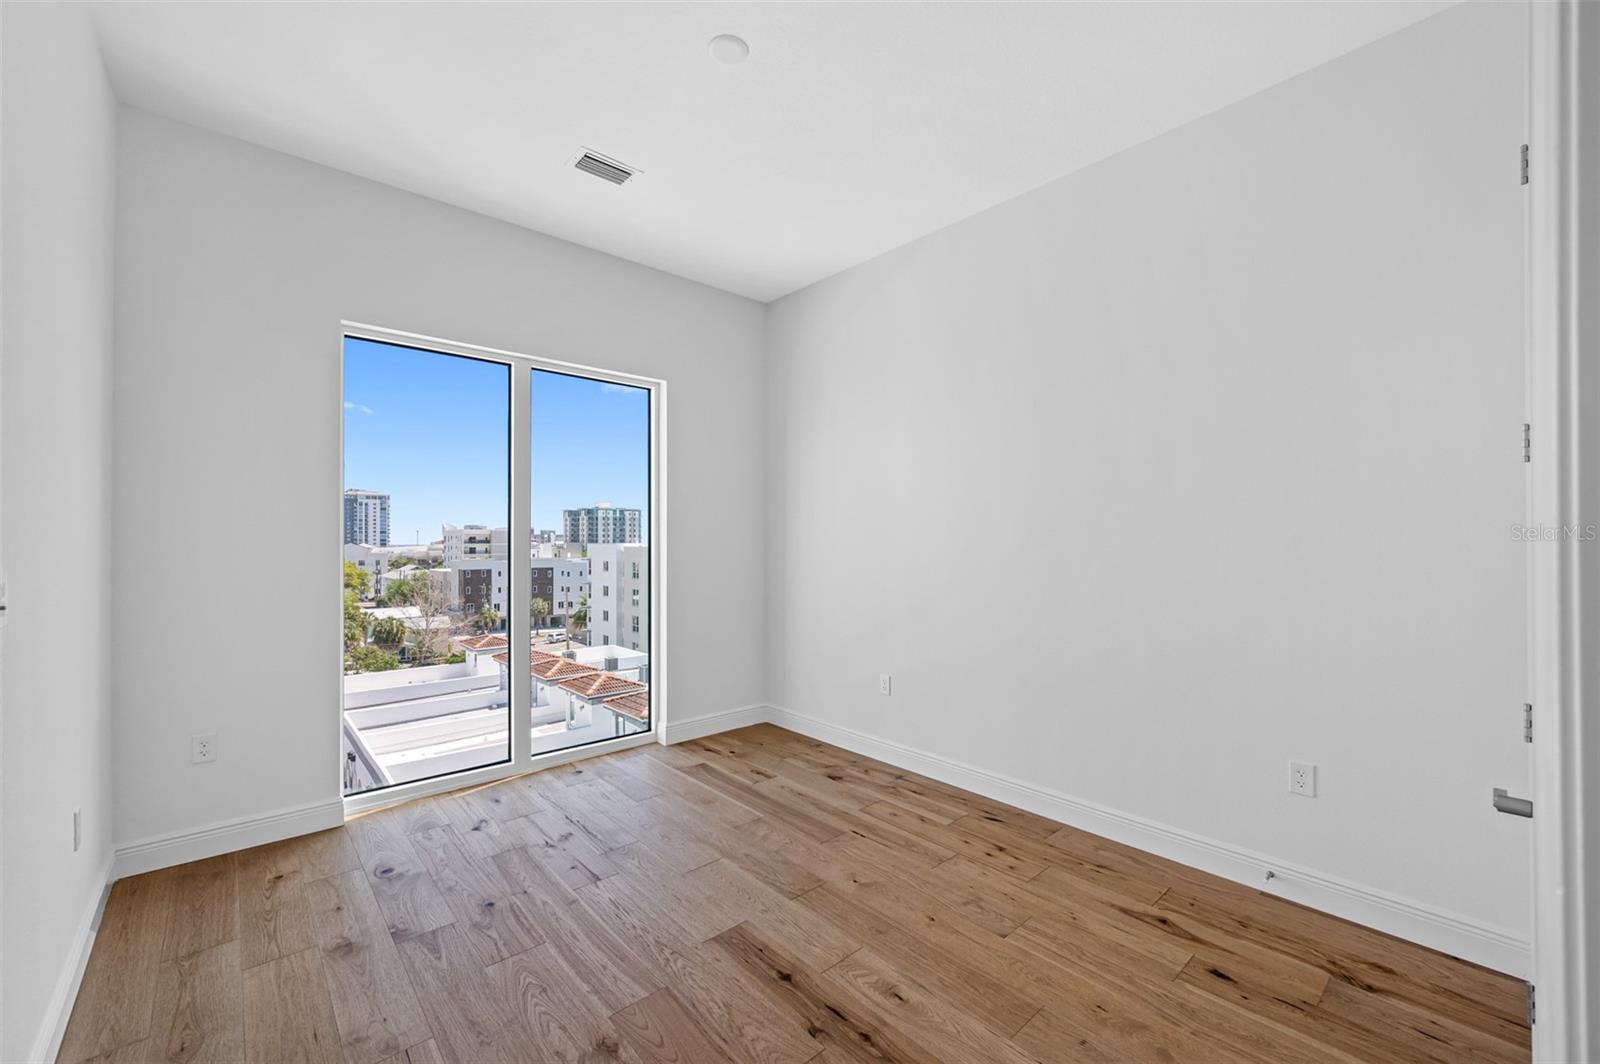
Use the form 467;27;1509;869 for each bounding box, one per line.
586;543;648;652
531;556;589;630
345;542;442;597
441;523;508;563
344;543;391;593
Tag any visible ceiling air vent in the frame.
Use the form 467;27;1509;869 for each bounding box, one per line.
573;150;636;185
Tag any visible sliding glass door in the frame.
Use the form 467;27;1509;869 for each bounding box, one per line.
341;337;512;795
341;329;658;800
528;369;652;754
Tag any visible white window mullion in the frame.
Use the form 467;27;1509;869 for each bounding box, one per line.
509;364;532;769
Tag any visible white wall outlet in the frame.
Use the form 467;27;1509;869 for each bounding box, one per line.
878;673;892;696
191;733;218;764
73;809;82;852
1289;760;1316;797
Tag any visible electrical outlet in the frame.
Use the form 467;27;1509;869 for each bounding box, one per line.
878;674;892;696
192;733;218;764
1289;761;1316;797
73;809;82;852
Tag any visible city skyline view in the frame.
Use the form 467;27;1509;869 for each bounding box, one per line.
343;337;650;542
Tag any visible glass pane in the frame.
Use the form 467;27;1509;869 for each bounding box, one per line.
528;368;651;754
342;337;511;795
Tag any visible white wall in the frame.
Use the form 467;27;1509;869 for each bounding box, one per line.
113;110;765;847
0;4;118;1059
767;2;1530;964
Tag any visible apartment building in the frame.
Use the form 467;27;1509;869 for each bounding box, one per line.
454;558;508;617
587;543;648;652
343;488;390;546
562;503;641;545
441;522;506;563
343;542;391;592
531;555;589;628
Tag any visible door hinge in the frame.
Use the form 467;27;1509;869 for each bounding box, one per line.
1521;144;1530;186
1523;423;1532;463
1526;982;1535;1025
1523;702;1533;743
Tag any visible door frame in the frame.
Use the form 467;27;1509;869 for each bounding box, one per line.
337;321;669;817
1526;2;1599;1058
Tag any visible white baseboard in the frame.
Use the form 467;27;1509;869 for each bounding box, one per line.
91;701;1525;1008
661;703;769;745
112;707;760;881
112;798;346;880
765;704;1531;977
34;852;115;1064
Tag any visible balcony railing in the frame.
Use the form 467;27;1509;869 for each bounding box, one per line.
341;640;650;795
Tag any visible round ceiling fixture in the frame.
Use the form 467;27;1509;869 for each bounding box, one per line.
709;34;749;65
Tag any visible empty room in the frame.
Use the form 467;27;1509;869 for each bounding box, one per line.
3;1;1597;1061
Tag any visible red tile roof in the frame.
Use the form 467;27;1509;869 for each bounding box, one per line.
457;634;509;651
606;690;650;722
534;657;601;682
491;649;642;698
557;672;647;700
491;648;597;682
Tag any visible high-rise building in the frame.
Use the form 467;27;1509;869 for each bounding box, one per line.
563;503;642;545
343;489;390;546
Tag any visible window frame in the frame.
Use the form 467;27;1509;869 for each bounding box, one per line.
340;322;667;817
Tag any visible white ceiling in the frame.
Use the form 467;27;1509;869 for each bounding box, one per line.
90;1;1453;302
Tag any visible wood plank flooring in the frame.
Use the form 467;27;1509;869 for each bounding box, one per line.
59;724;1530;1064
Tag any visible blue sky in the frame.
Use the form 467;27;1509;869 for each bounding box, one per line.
344;337;649;544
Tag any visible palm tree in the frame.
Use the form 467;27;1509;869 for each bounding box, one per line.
567;593;589;648
378;576;417;607
369;616;407;650
529;596;550;634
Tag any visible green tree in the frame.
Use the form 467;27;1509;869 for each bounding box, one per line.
471;606;501;634
379;577;416;607
529;596;551;631
343;589;366;648
343;560;371;597
348;644;399;673
369;616;408;648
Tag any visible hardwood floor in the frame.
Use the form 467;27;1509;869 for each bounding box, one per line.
59;724;1530;1064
